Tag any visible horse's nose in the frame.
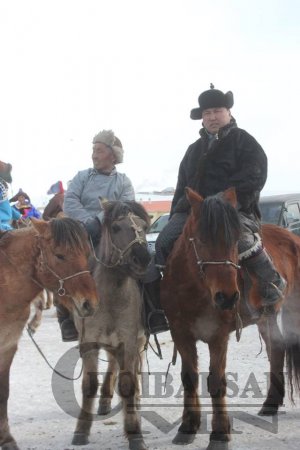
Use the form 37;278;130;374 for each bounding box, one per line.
132;245;151;267
214;291;240;310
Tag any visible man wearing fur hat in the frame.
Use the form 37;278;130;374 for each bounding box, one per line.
145;84;286;320
59;130;135;340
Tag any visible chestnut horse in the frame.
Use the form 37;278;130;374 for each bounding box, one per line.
161;187;300;450
0;217;99;450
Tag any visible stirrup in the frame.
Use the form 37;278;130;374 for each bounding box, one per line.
147;310;169;334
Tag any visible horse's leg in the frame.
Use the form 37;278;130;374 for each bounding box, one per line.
257;315;285;415
0;345;21;450
98;352;118;415
172;334;200;445
27;293;44;334
206;335;230;450
72;348;99;446
45;289;53;309
116;348;147;450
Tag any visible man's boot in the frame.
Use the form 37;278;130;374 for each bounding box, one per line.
143;277;169;334
56;303;78;342
242;249;287;314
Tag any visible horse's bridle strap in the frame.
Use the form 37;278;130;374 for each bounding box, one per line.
189;237;241;277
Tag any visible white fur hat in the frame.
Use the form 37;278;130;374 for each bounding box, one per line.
92;129;124;164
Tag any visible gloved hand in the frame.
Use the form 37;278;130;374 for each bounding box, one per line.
84;217;102;247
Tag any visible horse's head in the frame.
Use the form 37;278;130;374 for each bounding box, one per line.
31;217;99;317
187;187;241;311
99;200;151;277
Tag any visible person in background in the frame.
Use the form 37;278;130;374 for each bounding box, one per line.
146;84;286;318
0;161;21;230
10;189;42;219
42;180;65;220
59;129;135;341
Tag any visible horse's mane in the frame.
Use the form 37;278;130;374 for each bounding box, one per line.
199;193;241;250
103;201;150;228
50;217;88;251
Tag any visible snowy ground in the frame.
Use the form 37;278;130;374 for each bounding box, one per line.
7;308;300;450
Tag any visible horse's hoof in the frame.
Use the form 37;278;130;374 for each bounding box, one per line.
129;437;147;450
2;441;21;450
97;403;112;415
172;431;196;445
71;432;89;446
258;404;279;416
207;441;229;450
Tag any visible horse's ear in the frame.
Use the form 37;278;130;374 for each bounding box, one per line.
99;196;109;210
185;187;204;212
222;187;237;208
30;218;49;235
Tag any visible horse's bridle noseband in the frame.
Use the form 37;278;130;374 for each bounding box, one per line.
39;249;90;296
100;212;147;268
189;237;241;278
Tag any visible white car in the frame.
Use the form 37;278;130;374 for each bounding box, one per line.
146;213;170;254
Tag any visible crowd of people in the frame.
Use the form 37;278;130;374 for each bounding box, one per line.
0;84;286;341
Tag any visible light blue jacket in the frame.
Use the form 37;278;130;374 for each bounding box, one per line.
63;168;135;223
0;199;21;230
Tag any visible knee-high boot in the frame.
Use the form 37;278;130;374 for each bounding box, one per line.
242;249;287;310
143;276;169;334
56;303;78;342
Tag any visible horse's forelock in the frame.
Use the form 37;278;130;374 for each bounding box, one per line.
50;218;87;251
199;194;241;250
103;201;150;227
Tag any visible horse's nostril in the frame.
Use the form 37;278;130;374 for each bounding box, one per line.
83;300;93;313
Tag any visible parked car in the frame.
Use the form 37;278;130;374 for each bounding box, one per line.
146;193;300;254
259;193;300;236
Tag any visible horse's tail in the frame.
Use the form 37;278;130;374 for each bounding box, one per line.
282;305;300;403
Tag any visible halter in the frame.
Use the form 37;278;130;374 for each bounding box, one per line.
189;237;241;278
38;248;90;296
100;212;147;268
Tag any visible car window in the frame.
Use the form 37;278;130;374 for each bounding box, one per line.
285;203;300;224
148;214;169;233
259;202;282;225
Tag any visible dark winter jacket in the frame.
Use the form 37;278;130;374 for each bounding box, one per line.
171;119;267;218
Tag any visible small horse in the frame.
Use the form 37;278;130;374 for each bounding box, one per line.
0;217;99;450
72;200;151;450
161;187;300;450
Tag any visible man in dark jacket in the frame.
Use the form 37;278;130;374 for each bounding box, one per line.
145;85;286;319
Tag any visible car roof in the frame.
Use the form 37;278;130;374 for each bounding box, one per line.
260;193;300;203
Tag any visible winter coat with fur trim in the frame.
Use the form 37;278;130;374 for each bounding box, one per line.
171;120;267;218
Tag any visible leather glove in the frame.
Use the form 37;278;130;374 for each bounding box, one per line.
84;217;102;247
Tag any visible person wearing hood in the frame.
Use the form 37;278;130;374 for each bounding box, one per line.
42;181;65;220
10;189;41;219
144;84;286;322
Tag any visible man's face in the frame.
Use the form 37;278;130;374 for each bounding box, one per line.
202;107;231;134
92;142;115;172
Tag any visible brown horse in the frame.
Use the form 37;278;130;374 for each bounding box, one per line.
0;217;99;450
161;187;300;450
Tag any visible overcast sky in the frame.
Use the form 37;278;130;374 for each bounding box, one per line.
1;0;300;206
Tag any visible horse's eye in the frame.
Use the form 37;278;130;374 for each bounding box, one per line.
112;223;121;233
55;254;65;260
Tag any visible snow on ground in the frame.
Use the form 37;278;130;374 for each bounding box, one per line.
8;308;300;450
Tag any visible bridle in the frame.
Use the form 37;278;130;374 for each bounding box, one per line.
189;237;241;278
38;248;90;297
99;212;147;268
